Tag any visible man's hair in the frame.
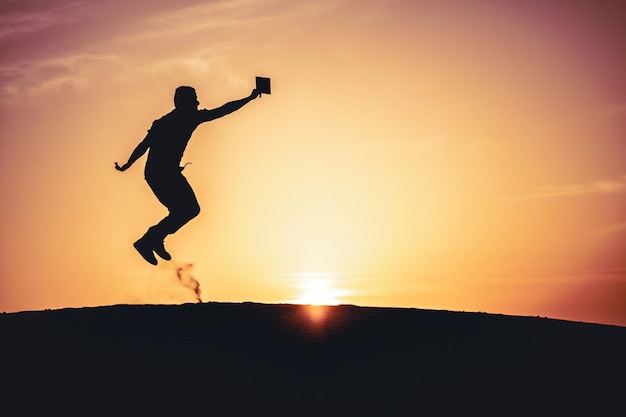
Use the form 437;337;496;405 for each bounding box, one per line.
174;86;198;108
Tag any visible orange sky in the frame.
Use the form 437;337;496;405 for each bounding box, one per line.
1;0;625;325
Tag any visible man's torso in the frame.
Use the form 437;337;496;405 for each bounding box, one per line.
145;109;211;175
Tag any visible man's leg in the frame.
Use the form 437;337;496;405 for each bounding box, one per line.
138;172;201;263
133;236;159;265
136;225;172;262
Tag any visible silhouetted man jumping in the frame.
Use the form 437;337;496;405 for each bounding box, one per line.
115;86;260;264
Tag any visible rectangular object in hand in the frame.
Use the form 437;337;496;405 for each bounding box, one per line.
256;76;271;95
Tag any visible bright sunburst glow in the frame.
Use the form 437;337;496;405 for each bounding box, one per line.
292;272;346;306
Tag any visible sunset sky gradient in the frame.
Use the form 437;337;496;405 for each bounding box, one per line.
1;0;625;325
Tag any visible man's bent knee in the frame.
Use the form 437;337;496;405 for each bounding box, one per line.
186;202;200;220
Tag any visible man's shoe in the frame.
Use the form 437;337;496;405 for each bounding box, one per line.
153;240;171;261
133;237;158;265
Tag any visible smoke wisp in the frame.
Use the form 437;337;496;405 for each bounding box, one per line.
174;262;203;303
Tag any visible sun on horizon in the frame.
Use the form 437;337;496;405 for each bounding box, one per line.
289;272;348;306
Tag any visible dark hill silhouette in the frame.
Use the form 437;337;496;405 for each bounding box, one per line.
2;302;625;416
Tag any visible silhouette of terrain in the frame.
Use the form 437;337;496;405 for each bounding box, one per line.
2;302;624;415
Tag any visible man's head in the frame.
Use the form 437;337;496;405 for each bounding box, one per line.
174;86;199;110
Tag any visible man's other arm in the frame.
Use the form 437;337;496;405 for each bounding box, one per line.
114;132;151;171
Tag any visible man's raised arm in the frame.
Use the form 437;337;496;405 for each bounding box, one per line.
203;89;259;122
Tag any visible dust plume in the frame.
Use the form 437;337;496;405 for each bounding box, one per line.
173;262;203;303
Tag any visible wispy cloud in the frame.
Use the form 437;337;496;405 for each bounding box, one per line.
124;0;348;43
0;53;119;101
597;102;626;121
125;0;265;41
0;0;350;104
508;175;626;201
0;0;97;40
597;222;626;235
